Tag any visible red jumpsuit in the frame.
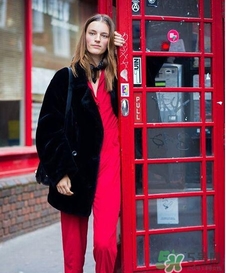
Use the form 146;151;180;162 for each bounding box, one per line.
61;72;121;273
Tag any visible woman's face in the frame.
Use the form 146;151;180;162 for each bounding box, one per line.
85;21;110;63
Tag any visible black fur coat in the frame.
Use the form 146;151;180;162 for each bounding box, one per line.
36;65;118;217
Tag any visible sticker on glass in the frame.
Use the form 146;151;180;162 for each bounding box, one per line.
132;0;140;12
157;198;179;224
167;29;179;43
133;57;142;85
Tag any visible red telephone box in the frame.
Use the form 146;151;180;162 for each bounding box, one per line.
101;0;225;272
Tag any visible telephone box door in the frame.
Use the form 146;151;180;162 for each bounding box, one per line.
117;0;224;272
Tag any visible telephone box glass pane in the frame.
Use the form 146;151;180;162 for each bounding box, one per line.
205;93;212;121
147;92;200;123
137;236;145;266
208;230;216;260
204;71;211;87
205;58;212;81
149;231;202;264
192;57;200;70
147;127;201;158
133;20;141;51
136;200;144;230
206;127;212;156
204;0;212;18
136;164;143;195
204;23;211;53
135;128;143;159
207;196;214;224
145;0;199;17
148;162;201;194
206;161;213;190
208;231;218;262
146;57;200;88
146;21;199;52
148;197;202;229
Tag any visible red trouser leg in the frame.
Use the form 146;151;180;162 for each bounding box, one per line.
61;134;120;273
93;145;121;273
61;212;89;273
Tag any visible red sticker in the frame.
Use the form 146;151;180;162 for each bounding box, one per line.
167;29;179;43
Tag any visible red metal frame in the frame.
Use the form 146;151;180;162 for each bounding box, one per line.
98;0;113;17
211;0;225;268
116;1;134;272
116;0;225;272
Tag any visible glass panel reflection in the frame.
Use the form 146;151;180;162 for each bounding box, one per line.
136;200;144;230
204;0;212;18
147;127;201;158
145;0;199;17
149;197;202;229
146;57;200;88
133;20;141;51
146;21;199;52
135;128;142;159
205;58;212;74
192;72;212;87
206;127;212;155
149;231;202;264
136;164;143;195
204;23;211;53
205;92;212;121
137;236;145;266
204;72;211;87
147;92;200;123
148;162;201;194
206;161;213;189
207;195;214;224
207;230;217;261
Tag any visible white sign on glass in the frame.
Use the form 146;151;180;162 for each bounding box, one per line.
157;198;179;224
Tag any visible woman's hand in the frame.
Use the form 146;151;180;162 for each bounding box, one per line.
56;175;74;196
114;31;125;47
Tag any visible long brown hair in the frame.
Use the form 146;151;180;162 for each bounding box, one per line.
71;14;117;91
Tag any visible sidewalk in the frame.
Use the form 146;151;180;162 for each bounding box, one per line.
0;216;95;273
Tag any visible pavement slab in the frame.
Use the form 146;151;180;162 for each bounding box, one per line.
0;217;95;273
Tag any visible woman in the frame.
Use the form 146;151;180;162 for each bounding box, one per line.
36;14;125;273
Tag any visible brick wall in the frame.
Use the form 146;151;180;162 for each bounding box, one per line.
0;174;60;242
